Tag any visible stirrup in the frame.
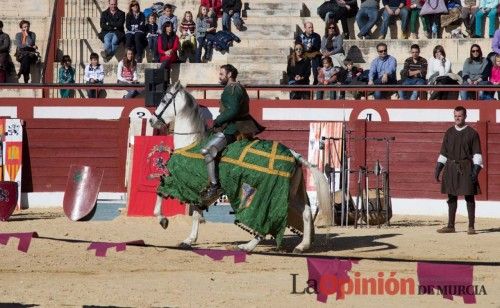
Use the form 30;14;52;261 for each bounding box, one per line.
200;184;223;210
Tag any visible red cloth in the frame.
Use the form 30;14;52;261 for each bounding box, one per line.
157;34;179;64
201;0;223;17
490;66;500;84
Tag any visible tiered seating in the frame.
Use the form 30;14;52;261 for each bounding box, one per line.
54;0;496;99
1;0;52;97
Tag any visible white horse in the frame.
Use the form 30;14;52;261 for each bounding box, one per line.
149;82;332;252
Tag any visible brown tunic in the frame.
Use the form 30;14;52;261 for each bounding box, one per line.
440;126;481;196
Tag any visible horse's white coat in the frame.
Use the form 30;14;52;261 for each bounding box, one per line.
150;82;331;252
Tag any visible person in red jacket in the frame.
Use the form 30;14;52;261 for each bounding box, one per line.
157;21;179;70
201;0;222;18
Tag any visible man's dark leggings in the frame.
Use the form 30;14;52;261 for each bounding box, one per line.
447;194;475;228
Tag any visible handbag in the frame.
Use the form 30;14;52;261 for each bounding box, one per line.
420;0;448;16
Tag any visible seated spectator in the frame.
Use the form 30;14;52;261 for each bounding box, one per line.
0;20;13;83
338;58;364;99
146;13;159;62
408;0;427;39
295;22;322;86
460;44;493;100
492;28;500;55
474;0;497;38
195;5;216;62
322;0;359;39
320;23;345;68
58;55;75;98
287;43;311;100
399;44;427;100
421;0;443;39
427;45;457;100
84;52;105;98
125;0;147;62
490;54;500;98
15;20;38;83
356;0;380;39
99;0;125;62
157;21;179;70
117;48;140;99
461;0;478;36
318;57;341;100
201;0;222;18
222;0;244;32
158;4;178;34
380;0;409;39
179;11;196;63
368;42;397;99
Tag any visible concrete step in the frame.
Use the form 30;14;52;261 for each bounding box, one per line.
245;2;298;10
245;9;300;17
228;47;290;56
226;54;285;63
237;39;293;48
237;24;295;39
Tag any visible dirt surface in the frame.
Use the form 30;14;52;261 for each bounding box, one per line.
1;208;499;307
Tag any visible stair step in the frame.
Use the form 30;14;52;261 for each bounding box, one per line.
245;9;300;17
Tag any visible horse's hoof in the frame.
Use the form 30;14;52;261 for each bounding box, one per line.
178;242;193;250
159;218;169;229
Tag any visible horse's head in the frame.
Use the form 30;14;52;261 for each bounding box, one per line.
149;81;184;129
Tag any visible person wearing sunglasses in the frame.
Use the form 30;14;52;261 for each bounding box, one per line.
287;43;311;99
368;42;397;99
460;44;494;100
320;23;345;69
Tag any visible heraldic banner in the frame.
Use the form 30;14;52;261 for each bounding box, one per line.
127;136;185;216
307;122;343;191
0;119;23;209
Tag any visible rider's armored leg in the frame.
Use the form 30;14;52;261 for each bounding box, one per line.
199;132;227;207
201;132;227;185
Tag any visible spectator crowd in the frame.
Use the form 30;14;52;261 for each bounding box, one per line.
288;0;500;100
0;0;499;100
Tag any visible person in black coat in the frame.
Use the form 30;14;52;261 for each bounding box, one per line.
0;20;13;83
99;0;126;60
222;0;244;32
125;1;147;62
287;43;311;99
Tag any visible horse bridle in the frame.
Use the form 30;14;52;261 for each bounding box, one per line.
151;88;180;126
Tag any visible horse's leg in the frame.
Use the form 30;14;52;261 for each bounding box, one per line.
180;208;203;248
237;235;262;252
153;195;169;229
293;204;312;253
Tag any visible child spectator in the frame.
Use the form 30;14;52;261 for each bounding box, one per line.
195;5;216;62
490;54;500;99
339;58;363;99
318;56;340;100
117;48;140;99
157;21;179;70
146;13;159;62
287;43;311;100
84;52;104;98
58;55;75;98
179;11;196;63
125;0;147;62
158;4;178;34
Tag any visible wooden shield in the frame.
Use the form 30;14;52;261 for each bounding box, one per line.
63;165;104;221
0;181;18;221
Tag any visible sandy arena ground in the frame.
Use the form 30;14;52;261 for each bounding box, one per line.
1;208;500;307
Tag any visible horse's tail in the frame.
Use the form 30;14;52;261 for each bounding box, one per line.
289;150;332;226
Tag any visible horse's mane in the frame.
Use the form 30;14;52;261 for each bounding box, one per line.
178;85;207;141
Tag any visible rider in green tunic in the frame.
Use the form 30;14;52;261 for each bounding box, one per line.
200;64;264;207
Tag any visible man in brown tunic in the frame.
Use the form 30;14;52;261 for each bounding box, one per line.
435;106;482;234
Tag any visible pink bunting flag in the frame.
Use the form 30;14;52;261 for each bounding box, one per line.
193;248;246;263
417;262;476;304
307;257;358;303
0;232;39;253
87;240;145;257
